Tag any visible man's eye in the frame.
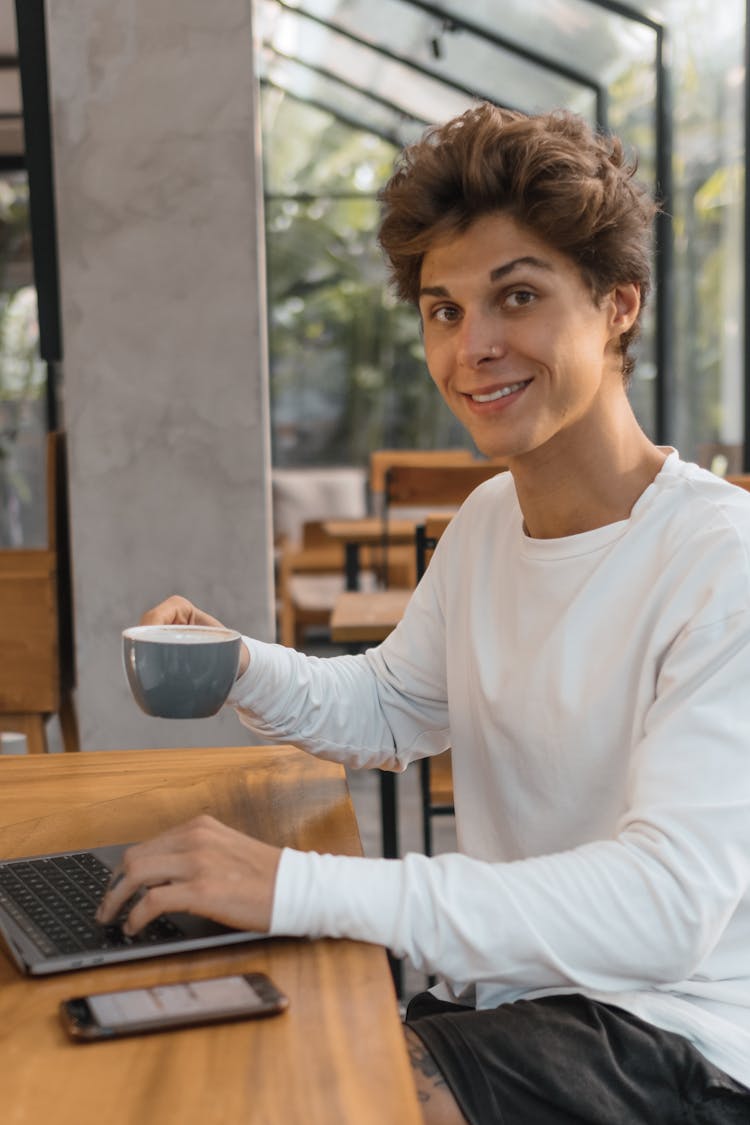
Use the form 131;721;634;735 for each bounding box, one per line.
432;306;459;323
505;290;535;308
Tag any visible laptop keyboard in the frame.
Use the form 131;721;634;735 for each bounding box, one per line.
0;852;185;958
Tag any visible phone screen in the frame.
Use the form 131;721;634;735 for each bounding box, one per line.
63;973;287;1038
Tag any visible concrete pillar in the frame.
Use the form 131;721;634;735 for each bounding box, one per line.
44;0;274;749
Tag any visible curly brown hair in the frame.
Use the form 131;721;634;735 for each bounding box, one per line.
377;103;658;383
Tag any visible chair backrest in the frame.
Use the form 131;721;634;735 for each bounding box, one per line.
369;448;475;494
385;461;506;511
726;474;750;492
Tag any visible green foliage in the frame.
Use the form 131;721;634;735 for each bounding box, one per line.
261;94;470;466
0;174;47;547
0;177;44;410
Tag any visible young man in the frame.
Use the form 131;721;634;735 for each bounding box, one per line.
99;105;750;1123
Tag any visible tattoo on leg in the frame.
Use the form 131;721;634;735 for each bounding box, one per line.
404;1027;469;1124
406;1027;448;1101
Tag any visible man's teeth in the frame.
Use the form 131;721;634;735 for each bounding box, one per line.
471;380;529;403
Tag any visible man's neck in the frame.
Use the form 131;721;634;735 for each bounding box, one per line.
508;399;668;540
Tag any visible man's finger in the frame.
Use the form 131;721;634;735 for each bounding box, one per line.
95;852;191;923
120;881;201;935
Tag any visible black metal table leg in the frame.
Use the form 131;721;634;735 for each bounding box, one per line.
379;769;402;996
344;542;360;591
379;770;399;859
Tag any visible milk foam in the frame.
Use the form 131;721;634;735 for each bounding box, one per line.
124;626;238;644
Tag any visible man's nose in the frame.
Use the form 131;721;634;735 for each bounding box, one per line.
457;314;506;369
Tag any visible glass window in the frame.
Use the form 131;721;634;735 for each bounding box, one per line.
263;95;472;465
655;0;745;469
0;13;47;548
0;178;47;546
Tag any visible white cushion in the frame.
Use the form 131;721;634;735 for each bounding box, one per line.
272;467;368;546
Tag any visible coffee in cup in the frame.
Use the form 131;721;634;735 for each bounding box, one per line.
122;624;242;719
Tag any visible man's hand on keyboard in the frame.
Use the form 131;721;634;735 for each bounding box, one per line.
95;816;281;936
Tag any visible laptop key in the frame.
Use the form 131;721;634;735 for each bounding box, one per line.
101;924;134;948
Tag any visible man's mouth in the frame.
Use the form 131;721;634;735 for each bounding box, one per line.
470;379;532;403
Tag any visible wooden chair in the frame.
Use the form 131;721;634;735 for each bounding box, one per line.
368;449;477;588
385;460;506;511
369;448;476;503
726;474;750;491
0;432;79;753
381;460;506;586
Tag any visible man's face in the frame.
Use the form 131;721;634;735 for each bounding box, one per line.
418;212;636;465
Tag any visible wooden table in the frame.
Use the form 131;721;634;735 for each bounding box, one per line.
0;746;421;1125
330;589;412;644
323;517;418;590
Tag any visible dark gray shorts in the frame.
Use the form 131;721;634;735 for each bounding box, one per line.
405;991;750;1125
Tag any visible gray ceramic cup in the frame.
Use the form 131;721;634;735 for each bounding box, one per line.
122;624;242;719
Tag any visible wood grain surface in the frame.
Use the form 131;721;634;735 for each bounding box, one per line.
330;590;412;643
0;549;59;713
322;516;418;546
0;746;421;1125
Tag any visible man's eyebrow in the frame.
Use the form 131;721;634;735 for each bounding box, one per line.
489;256;553;282
418;256;553;300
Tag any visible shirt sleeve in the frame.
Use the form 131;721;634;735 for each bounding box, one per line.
226;560;451;771
270;606;750;997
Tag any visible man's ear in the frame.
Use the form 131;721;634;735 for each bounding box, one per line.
607;283;640;338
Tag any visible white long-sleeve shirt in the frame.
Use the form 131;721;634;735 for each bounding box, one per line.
228;452;750;1087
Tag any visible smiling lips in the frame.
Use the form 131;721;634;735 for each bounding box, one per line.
469;379;532;404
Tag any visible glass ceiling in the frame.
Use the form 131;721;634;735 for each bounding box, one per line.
256;0;662;148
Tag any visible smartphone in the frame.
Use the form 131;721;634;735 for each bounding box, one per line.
60;972;288;1041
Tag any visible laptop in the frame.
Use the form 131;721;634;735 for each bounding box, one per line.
0;843;264;975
